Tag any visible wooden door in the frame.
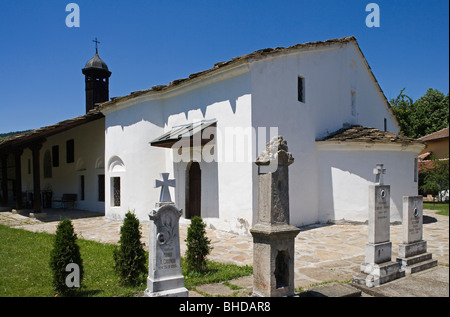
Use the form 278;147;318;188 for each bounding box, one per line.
187;162;201;218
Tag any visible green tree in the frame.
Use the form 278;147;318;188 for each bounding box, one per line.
49;219;84;296
413;89;449;138
390;88;449;138
420;155;449;201
185;216;212;272
113;211;147;286
390;88;415;137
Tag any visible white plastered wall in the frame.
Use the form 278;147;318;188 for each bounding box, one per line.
317;142;423;223
250;42;402;227
20;118;106;213
103;69;255;234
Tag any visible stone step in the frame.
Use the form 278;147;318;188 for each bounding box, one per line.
397;252;432;266
354;261;405;287
352;273;371;286
403;258;438;274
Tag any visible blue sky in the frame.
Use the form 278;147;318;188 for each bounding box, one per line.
0;0;448;133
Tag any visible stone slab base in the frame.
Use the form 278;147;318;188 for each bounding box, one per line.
144;275;188;297
398;240;427;258
299;282;361;297
143;287;188;297
364;241;392;264
353;261;405;288
397;241;438;274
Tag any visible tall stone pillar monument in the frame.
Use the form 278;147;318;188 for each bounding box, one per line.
144;173;188;297
250;136;300;297
396;196;437;274
355;164;404;287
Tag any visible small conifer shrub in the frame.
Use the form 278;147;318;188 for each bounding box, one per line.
185;216;212;272
49;218;84;296
113;211;147;286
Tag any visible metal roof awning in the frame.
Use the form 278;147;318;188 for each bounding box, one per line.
150;119;217;148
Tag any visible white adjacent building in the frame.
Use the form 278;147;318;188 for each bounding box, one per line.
0;36;424;235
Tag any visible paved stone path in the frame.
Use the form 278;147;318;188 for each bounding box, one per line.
0;208;448;295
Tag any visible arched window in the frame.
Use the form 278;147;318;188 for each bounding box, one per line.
76;158;86;171
108;156;125;207
108;156;125;173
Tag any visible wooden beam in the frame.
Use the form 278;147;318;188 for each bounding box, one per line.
13;147;23;210
0;153;8;206
30;141;44;213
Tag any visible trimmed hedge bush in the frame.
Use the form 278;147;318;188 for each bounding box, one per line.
113;211;147;286
49;219;84;296
185;216;212;272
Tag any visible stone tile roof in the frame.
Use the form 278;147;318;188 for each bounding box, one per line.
418;127;449;142
98;35;399;129
317;125;424;145
100;36;376;107
0;109;103;150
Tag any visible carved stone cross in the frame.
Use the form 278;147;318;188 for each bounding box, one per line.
155;173;175;202
373;163;386;185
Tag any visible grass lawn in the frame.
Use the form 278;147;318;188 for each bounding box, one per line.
423;202;449;216
0;224;252;297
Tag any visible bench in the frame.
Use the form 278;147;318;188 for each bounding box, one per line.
53;194;77;209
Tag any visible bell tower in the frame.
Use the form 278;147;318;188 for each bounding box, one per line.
82;38;111;113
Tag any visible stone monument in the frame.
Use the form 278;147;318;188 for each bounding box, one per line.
250;136;300;297
144;173;188;297
355;164;404;287
396;196;437;274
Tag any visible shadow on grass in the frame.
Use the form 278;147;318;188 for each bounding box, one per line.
57;288;103;297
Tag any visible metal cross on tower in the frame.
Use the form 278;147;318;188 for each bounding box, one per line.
93;37;100;54
155;173;176;202
373;163;386;185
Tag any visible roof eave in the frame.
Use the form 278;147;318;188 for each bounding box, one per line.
98;36;358;114
316;140;426;153
0;111;104;150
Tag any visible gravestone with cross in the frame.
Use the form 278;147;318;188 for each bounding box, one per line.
354;164;405;287
154;172;176;203
144;173;188;297
396;196;437;274
373;163;386;185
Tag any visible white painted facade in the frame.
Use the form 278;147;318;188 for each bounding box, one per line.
20;118;105;212
100;38;423;234
317;142;423;224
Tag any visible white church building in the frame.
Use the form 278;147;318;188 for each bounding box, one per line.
0;36;424;235
98;36;424;234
